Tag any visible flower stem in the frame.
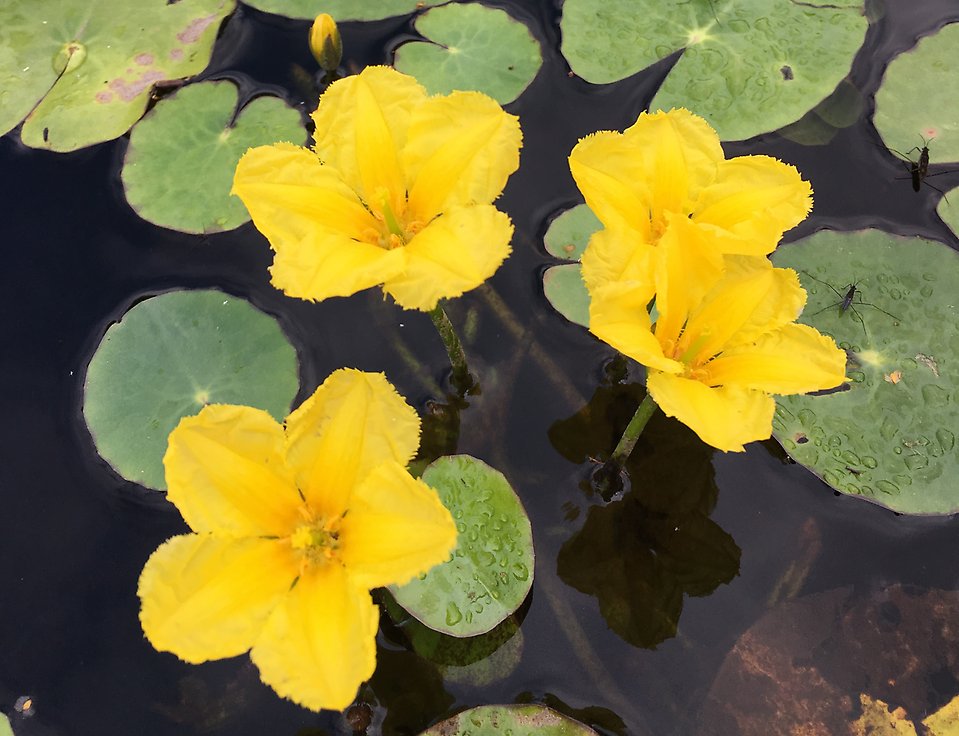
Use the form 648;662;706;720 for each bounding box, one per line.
609;392;659;465
428;303;473;393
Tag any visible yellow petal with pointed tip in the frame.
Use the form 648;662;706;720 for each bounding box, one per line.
251;564;379;712
694;155;812;254
138;534;296;663
340;461;456;589
580;227;656;292
164;405;302;537
568;131;653;239
383;205;513;311
284;369;420;517
405;91;521;223
704;323;846;394
647;372;774;452
312;66;426;204
232;143;377;244
720;262;807;349
589;282;682;373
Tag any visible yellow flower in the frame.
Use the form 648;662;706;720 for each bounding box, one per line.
569;108;812;305
232;66;522;311
309;13;342;72
137;369;457;711
589;244;846;452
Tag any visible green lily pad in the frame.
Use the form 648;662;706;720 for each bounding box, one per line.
83;290;299;491
542;204;602;328
0;713;11;736
240;0;444;21
394;3;542;104
543;264;590;329
390;455;534;637
419;704;598;736
874;23;959;163
778;79;865;146
937;186;959;236
0;0;234;152
560;0;867;141
770;230;959;515
544;204;602;261
121;80;305;234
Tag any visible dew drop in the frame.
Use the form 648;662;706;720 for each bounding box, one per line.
876;479;899;495
799;408;816;427
841;450;860;465
880;419;897;440
477;550;495;567
921;285;933;297
511;562;529;581
904;453;928;471
937;428;955;452
862;455;878;469
445;602;463;626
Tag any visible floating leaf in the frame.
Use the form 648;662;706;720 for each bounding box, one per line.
936;185;959;236
419;704;598;736
560;0;867;140
542;204;601;328
778;79;865;146
924;694;959;735
0;713;10;736
83;290;299;491
874;23;959;163
543;264;590;329
700;585;959;735
390;455;534;638
0;0;235;152
394;4;542;104
122;80;305;234
544;204;601;261
240;0;444;21
771;230;959;515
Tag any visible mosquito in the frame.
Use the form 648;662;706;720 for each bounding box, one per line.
801;272;900;339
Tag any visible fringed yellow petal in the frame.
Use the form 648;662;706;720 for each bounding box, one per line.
383;205;512;311
268;228;407;303
284;369;420;517
340;461;457;589
722;261;807;348
589;282;682;373
232;143;377;245
647;372;774;452
405;91;521;223
138;534;296;663
652;214;725;349
311;66;425;204
694;155;813;254
164;406;302;537
568;131;653;239
704;323;847;395
580;227;656;292
251;564;379;712
622;108;724;209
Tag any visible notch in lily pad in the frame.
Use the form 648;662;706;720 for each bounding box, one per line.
394;3;542;104
0;0;235;151
390;455;534;638
771;230;959;515
83;290;299;491
542;204;601;328
419;704;598;736
560;0;867;140
121;80;306;234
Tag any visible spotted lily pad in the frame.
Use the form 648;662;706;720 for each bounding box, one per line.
394;3;542;104
560;0;867;141
874;23;959;163
83;290;299;491
240;0;444;21
122;80;305;234
770;230;959;515
542;204;601;328
419;704;598;736
390;455;534;638
0;0;234;152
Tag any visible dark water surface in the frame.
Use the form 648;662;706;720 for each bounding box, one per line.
2;1;959;734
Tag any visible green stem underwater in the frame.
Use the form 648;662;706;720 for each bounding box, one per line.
428;302;473;394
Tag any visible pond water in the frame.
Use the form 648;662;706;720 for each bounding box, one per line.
2;1;959;734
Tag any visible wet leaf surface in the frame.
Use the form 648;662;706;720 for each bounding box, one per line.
419;704;598;736
240;0;444;21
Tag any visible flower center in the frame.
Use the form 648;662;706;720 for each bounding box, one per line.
364;187;425;250
290;515;343;570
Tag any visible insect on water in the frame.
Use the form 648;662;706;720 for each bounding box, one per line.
802;272;900;340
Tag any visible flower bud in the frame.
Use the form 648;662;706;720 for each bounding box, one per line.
309;14;342;73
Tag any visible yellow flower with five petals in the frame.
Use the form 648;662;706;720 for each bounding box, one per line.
232;66;522;311
137;369;457;711
569;108;812;308
589;242;847;452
